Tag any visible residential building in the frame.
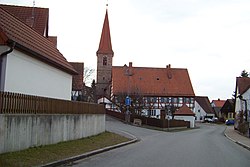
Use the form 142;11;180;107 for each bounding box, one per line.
220;99;234;121
0;5;77;100
112;63;195;117
211;99;226;120
234;77;250;134
194;96;215;122
70;62;84;100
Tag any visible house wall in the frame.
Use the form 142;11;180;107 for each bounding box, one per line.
194;101;207;121
1;49;72;100
174;115;195;128
235;88;250;112
0;114;105;154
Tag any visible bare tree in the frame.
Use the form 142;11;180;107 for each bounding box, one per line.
84;67;95;86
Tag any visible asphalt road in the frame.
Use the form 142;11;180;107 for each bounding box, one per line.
73;117;250;167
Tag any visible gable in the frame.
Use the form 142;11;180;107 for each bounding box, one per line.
174;104;195;116
195;96;214;114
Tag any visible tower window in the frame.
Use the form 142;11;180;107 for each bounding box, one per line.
103;57;107;66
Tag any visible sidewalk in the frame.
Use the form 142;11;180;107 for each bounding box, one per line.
224;125;250;151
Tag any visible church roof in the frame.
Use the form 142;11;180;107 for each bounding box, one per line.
112;63;195;97
0;7;77;75
97;10;113;55
0;4;49;37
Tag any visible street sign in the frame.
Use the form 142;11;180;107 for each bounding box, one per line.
125;96;131;106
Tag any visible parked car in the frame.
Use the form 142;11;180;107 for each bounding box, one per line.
225;119;234;125
204;118;213;123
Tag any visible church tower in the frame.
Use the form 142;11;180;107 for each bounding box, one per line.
96;9;113;98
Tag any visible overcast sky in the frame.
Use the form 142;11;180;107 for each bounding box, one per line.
1;0;250;100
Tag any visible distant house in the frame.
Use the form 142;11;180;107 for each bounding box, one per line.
70;62;84;100
194;96;215;122
0;6;77;100
234;77;250;131
220;99;234;121
174;104;196;128
211;99;226;120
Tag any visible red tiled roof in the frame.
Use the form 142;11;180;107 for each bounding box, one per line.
112;64;195;97
70;62;84;91
211;99;226;107
236;77;250;95
0;4;48;36
174;104;195;116
195;96;214;114
0;7;77;75
96;10;113;55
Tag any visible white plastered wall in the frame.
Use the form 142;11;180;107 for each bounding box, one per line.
2;49;72;100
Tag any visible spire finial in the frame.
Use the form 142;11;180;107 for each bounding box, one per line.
106;0;108;8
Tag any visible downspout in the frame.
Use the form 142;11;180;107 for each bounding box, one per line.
0;42;15;90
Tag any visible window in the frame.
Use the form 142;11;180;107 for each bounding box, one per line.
103;57;107;66
178;97;183;104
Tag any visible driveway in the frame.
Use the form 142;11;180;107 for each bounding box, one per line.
73;117;250;167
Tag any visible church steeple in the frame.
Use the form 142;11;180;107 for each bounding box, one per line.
96;8;114;98
97;9;113;55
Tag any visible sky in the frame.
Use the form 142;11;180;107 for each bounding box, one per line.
1;0;250;100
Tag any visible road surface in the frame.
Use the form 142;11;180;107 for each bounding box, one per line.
72;117;250;167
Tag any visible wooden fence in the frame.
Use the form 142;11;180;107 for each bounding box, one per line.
106;109;190;128
0;92;104;114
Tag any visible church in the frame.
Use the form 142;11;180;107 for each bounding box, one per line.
96;9;195;117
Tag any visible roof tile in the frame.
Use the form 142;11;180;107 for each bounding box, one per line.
0;7;77;75
174;104;195;116
112;64;195;97
0;4;48;36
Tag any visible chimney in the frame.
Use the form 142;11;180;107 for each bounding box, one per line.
129;62;132;67
166;64;171;68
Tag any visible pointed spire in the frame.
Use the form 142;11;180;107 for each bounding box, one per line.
97;9;114;55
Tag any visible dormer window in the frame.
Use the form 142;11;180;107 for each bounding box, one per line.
103;57;107;66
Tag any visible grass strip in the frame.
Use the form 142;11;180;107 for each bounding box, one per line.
0;131;130;167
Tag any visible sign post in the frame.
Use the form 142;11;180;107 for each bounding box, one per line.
125;96;131;123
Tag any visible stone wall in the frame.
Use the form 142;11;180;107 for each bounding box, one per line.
0;114;105;154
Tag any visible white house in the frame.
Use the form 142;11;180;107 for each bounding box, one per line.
174;104;196;128
234;77;250;132
194;96;215;122
0;7;77;100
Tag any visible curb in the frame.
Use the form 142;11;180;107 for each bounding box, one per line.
224;127;250;151
40;135;139;167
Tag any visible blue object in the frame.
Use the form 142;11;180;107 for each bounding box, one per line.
225;119;234;125
125;96;131;106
